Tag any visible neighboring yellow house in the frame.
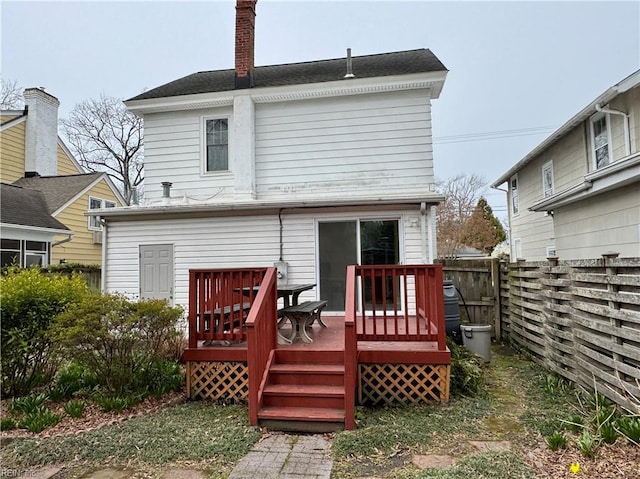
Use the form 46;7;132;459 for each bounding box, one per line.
0;88;125;266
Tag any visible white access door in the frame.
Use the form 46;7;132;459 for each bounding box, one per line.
139;244;174;303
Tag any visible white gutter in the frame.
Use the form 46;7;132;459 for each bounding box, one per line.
529;182;592;212
595;103;631;156
52;233;74;247
101;220;107;293
420;202;428;263
0;223;72;236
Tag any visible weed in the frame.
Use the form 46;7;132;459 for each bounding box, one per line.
545;431;567;451
447;338;485;397
616;415;640;445
93;395;131;412
18;408;61;433
9;392;48;415
599;422;618;445
64;400;85;418
542;373;569;396
576;430;597;458
1;417;17;430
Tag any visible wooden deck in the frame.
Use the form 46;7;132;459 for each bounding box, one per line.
183;265;451;431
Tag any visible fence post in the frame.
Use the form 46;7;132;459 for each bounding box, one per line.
602;252;622;365
491;258;501;340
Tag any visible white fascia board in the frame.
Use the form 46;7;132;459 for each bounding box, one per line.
125;71;447;116
91;193;447;220
530;152;640;211
0;113;27;131
51;173;126;216
492;69;640;188
0;223;71;238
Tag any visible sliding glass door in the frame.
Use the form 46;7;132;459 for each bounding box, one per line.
318;219;400;311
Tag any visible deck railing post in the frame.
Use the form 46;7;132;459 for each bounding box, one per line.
344;265;357;430
188;270;197;349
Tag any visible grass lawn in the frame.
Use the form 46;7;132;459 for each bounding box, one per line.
2;344;637;478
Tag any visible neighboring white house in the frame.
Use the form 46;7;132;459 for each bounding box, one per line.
97;0;448;312
492;70;640;261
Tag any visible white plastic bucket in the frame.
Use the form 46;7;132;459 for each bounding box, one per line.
461;324;492;362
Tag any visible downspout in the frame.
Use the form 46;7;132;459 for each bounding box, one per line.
420;202;428;263
101;219;107;293
596;103;631;156
52;233;73;247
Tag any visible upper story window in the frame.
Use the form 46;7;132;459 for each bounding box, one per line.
542;161;554;198
205;118;229;172
88;197;116;230
510;174;519;215
590;113;611;169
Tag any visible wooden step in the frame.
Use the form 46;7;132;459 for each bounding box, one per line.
258;406;345;422
268;363;344;386
275;349;343;364
262;384;344;408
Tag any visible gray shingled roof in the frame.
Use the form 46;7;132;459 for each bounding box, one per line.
1;183;70;231
13;172;102;213
129;49;447;101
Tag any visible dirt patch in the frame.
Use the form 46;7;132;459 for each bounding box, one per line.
412;454;457;469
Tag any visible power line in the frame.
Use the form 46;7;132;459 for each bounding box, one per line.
433;125;558;145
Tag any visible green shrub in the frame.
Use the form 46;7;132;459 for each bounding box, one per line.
141;359;184;398
447;338;485;397
52;294;183;396
18;408;61;433
63;400;86;418
0;267;89;396
9;392;49;415
0;417;16;430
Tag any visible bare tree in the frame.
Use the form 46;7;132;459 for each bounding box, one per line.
1;79;24;109
62;95;143;205
436;173;486;258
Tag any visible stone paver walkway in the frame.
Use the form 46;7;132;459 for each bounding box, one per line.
228;433;332;479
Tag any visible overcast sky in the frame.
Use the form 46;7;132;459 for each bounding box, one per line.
2;1;639;218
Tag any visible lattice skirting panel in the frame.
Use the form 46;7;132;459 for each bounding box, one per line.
186;361;248;402
358;364;450;405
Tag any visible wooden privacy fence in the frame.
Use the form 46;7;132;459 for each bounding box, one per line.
501;255;640;413
438;258;501;336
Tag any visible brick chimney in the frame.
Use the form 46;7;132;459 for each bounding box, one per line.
24;88;60;177
235;0;257;89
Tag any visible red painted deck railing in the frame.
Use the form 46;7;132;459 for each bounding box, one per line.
246;267;278;426
344;265;358;430
188;267;267;348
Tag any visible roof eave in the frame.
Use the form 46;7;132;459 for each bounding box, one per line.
491;69;640;188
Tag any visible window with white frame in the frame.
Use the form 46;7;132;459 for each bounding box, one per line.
542;161;554;198
88;197;116;230
1;239;49;268
591;113;611;169
513;238;522;260
510;174;519;215
205;118;229;172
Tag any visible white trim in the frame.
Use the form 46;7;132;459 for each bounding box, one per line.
0;114;27;131
125;71;447;115
201;115;232;175
88;196;116;231
542;160;554;198
0;222;71;236
513;238;522;260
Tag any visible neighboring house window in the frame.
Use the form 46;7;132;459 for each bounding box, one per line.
1;239;49;267
205;118;229;172
591;113;611;169
510;174;519;215
542;161;554;197
88;197;116;230
513;238;522;260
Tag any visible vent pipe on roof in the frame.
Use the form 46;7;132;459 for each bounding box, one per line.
344;48;355;79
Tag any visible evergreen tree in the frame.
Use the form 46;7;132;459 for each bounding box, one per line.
460;197;506;254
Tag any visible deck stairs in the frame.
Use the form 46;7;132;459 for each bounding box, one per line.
257;349;346;432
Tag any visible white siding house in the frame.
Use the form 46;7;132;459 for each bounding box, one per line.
97;2;447;313
492;70;640;261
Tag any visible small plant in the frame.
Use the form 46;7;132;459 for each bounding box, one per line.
94;395;131;412
577;430;597;458
545;431;568;451
563;414;584;433
0;417;17;430
18;408;61;433
447;338;484;397
63;400;85;418
9;392;48;415
49;362;99;400
542;374;569;396
616;415;640;445
599;422;618;444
